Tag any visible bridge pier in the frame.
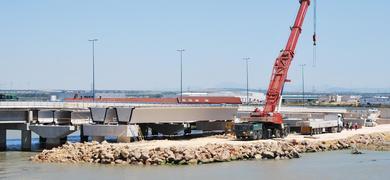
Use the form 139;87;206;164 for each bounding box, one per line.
80;125;88;143
21;130;31;151
0;129;6;151
39;136;46;143
45;137;67;147
92;136;105;142
39;136;46;148
117;136;131;143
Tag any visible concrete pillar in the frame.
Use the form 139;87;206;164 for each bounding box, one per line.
80;125;89;143
92;136;105;142
39;136;47;148
21;130;32;151
39;136;46;143
45;138;62;148
46;138;60;149
117;136;130;143
60;137;67;144
33;110;39;123
28;110;33;123
0;130;6;151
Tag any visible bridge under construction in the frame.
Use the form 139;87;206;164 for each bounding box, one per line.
0;101;238;151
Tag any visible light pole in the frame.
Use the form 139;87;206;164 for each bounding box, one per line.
299;64;306;106
243;57;250;105
89;39;98;100
177;49;185;103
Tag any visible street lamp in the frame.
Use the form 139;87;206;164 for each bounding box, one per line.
299;64;306;106
177;49;185;103
243;57;250;105
89;39;98;100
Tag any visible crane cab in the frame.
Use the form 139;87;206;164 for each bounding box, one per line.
234;122;263;140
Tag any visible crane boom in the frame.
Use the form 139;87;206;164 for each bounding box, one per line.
234;0;312;140
251;0;310;123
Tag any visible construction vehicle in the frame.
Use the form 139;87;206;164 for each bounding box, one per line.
235;123;263;140
234;0;312;140
298;114;344;135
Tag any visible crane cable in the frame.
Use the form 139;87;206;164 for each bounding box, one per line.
312;0;317;67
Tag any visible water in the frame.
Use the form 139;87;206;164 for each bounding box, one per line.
4;130;81;151
1;149;390;180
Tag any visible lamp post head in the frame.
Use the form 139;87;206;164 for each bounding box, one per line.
243;57;250;61
177;49;185;52
89;39;98;42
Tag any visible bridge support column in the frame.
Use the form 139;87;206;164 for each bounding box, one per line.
28;110;34;123
80;125;88;143
60;137;67;144
117;136;130;143
46;138;61;148
39;136;46;143
45;137;67;148
39;136;46;148
92;136;105;143
21;130;32;151
0;130;6;151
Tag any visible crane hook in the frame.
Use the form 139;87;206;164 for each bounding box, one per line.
312;0;317;67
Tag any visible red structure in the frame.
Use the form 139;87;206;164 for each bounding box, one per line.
235;0;311;139
250;0;311;125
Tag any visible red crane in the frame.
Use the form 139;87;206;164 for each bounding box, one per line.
235;0;311;139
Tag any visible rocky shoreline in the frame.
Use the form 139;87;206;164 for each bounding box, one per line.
30;132;390;165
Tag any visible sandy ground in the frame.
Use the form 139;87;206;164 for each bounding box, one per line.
287;124;390;141
113;125;390;150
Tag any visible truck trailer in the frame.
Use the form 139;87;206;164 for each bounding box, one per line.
298;114;343;135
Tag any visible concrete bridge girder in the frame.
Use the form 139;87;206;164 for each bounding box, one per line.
89;107;134;124
37;110;72;125
0;110;29;123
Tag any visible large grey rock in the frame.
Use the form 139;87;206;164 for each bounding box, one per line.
254;154;262;160
351;147;363;154
262;151;274;159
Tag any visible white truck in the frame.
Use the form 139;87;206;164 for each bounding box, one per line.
297;114;343;135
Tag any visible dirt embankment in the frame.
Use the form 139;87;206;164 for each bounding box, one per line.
31;130;390;165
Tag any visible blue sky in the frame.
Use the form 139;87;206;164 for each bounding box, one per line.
0;0;389;92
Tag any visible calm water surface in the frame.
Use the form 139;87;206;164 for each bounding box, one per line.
1;131;390;180
1;150;390;180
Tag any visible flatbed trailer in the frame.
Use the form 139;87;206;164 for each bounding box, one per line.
298;118;342;135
